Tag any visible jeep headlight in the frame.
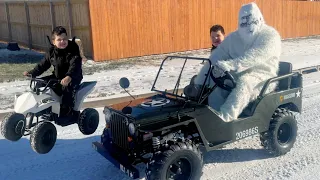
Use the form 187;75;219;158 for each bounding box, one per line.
128;123;135;135
103;107;111;123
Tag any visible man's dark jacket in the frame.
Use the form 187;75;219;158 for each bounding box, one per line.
28;39;83;84
211;45;217;52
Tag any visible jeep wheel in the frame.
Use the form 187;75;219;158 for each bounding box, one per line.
146;141;203;180
78;108;99;135
260;108;297;156
0;112;26;141
30;122;57;154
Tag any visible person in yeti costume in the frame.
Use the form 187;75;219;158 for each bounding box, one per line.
193;2;282;122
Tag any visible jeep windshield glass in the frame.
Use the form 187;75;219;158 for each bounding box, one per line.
151;56;211;98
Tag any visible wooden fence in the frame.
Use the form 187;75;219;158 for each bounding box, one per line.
1;0;320;61
89;0;320;61
0;0;92;57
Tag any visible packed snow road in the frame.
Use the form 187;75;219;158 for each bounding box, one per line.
0;71;320;180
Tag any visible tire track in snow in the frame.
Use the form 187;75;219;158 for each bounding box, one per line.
201;114;320;180
237;125;320;180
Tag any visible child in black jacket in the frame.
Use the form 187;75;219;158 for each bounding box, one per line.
24;26;83;117
210;25;225;52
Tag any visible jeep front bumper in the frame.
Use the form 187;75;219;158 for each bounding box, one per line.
92;142;139;179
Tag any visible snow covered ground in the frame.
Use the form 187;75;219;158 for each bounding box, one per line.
0;70;320;180
1;37;320;112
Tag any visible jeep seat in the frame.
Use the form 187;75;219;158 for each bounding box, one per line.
184;75;201;100
238;61;293;118
277;61;292;91
184;84;201;100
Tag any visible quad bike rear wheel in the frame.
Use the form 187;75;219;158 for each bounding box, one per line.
146;141;203;180
30;121;57;154
0;112;26;141
260;108;298;156
78;108;99;135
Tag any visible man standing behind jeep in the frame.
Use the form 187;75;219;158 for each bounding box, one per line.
210;24;225;52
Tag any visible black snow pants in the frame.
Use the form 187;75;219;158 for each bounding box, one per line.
37;75;80;115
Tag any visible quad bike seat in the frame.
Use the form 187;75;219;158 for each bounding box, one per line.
238;61;293;118
73;81;97;110
77;81;97;91
75;81;97;97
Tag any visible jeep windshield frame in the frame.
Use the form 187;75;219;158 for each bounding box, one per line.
151;56;212;102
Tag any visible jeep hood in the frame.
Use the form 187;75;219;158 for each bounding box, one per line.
125;95;185;120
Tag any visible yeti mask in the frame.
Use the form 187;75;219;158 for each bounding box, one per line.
238;3;264;40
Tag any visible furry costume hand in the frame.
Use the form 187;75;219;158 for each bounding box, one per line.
215;60;232;73
212;65;225;78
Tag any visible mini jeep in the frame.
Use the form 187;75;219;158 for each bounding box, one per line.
92;56;302;180
1;77;99;154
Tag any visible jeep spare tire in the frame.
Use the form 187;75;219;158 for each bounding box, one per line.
146;141;203;180
0;112;26;141
30;122;57;154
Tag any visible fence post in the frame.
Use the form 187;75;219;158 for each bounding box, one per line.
66;0;73;38
4;2;12;41
49;1;56;30
24;2;32;49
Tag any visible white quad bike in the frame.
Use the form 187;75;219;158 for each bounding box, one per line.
0;77;100;154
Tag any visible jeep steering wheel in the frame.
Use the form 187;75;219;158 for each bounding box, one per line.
210;68;236;91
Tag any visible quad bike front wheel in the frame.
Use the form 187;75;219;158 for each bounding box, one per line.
30;121;57;154
260;108;298;156
0;112;26;141
146;141;203;180
78;108;99;135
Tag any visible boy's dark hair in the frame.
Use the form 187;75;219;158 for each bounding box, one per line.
210;24;225;35
51;26;68;40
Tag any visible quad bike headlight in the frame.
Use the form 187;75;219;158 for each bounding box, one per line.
128;123;135;135
14;94;17;104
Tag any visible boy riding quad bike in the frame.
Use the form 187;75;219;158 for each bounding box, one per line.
24;26;83;117
0;26;99;154
92;56;302;180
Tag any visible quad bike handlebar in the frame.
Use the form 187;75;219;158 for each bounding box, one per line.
29;77;60;94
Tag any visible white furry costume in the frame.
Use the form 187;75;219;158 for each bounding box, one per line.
194;2;281;121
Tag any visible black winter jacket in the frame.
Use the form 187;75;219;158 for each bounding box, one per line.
28;39;83;84
211;44;217;52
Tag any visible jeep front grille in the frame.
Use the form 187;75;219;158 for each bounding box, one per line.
110;112;130;150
